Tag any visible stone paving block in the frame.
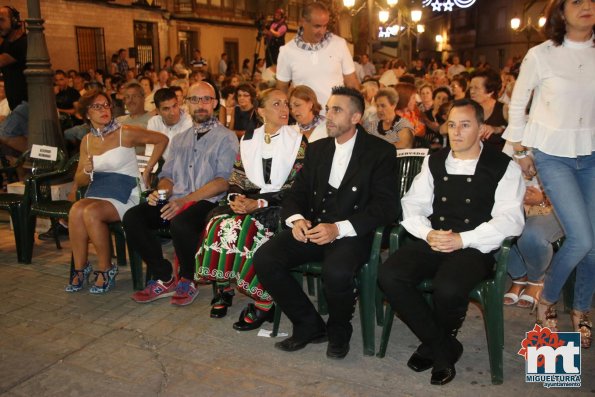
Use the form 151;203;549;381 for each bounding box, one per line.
0;348;57;394
6;362;161;397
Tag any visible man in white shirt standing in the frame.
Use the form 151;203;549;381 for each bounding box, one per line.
378;98;525;386
254;87;398;360
275;2;359;111
146;88;192;160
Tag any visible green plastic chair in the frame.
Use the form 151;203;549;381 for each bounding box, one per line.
0;149;66;263
25;154;79;255
377;224;514;385
374;149;428;326
270;226;385;356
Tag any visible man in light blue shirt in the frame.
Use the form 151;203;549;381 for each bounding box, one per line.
124;81;239;307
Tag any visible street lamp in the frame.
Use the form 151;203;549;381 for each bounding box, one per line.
411;9;422;23
379;10;390;23
510;15;546;48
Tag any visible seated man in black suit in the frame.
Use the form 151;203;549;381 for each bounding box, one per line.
254;86;399;359
379;98;525;385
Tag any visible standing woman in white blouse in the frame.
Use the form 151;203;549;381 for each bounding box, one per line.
503;0;594;349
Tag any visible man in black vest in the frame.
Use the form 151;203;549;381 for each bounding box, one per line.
254;86;399;359
379;98;525;385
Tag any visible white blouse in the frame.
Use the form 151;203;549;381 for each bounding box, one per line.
503;36;595;158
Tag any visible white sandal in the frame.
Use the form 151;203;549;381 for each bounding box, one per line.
503;279;527;306
518;281;543;310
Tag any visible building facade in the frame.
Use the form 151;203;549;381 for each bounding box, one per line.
7;0;312;74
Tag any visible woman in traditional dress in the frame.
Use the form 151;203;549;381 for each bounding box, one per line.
196;88;308;331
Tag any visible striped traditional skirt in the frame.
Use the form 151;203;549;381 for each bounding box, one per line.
195;213;274;302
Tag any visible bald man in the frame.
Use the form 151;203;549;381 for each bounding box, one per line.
124;82;239;306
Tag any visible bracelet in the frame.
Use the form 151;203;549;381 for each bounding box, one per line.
512;153;528;160
83;168;92;175
514;149;528;156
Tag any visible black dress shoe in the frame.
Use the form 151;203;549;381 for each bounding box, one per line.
326;341;350;359
274;332;328;352
430;337;463;385
210;289;234;318
431;365;456;385
38;223;69;241
232;303;275;331
407;351;433;372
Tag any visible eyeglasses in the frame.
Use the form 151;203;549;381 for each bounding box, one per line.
88;103;112;111
185;96;215;104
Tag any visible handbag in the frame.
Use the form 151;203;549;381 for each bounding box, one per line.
85;172;138;204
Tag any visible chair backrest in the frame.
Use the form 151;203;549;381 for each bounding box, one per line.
26;149;68;205
396;148;428;200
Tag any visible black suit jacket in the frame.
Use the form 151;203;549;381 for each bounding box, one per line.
282;125;400;238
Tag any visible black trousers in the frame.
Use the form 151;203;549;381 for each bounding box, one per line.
254;229;370;342
378;240;494;353
123;200;216;281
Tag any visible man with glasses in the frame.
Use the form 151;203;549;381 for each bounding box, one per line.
275;2;359;112
116;82;152;130
124;81;239;307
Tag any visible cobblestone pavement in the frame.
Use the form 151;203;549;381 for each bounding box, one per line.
0;221;593;396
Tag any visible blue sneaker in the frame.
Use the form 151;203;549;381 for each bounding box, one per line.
89;264;118;294
65;262;92;292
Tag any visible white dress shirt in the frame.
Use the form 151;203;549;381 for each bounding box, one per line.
286;132;358;239
401;148;525;253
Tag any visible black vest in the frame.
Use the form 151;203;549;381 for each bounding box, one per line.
311;184;340;226
428;146;510;233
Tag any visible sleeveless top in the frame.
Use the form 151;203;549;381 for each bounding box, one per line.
484;101;507;150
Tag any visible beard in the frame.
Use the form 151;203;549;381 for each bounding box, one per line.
192;110;211;123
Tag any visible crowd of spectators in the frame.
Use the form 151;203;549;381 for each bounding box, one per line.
0;0;592;387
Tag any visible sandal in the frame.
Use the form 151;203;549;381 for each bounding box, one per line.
89;264;118;294
518;281;543;310
571;310;592;349
65;262;93;292
503;279;527;305
536;299;558;332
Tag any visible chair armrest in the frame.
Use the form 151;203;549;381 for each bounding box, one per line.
388;223;407;255
367;226;385;266
493;236;516;294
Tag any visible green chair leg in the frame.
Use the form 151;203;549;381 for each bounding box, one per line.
377;304;395;358
358;263;376;356
126;240;145;291
482;286;504;385
114;232;128;267
14;205;34;264
271;305;282;337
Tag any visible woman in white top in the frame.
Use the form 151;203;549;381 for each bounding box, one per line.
67;90;168;294
288;85;328;142
503;0;594;349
